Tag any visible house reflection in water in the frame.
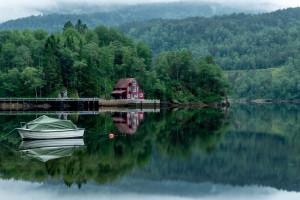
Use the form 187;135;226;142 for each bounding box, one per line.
111;112;145;134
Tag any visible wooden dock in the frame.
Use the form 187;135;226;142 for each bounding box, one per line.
0;98;99;111
0;98;160;111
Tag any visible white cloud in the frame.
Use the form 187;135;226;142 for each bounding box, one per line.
0;0;299;23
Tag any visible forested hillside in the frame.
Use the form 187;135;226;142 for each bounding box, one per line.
0;2;265;32
119;8;300;71
3;6;300;100
228;57;300;99
0;20;230;102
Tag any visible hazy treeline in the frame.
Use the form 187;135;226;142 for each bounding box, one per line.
0;20;230;102
0;2;262;32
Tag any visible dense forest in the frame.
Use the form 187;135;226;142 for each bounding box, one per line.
2;6;300;100
0;2;264;32
119;8;300;71
0;20;230;102
117;7;300;99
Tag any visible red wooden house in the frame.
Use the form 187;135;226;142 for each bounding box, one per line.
111;112;145;134
111;78;145;100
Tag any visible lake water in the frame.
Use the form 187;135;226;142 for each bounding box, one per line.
0;103;300;199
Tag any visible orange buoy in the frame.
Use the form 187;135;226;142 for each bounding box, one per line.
109;133;114;139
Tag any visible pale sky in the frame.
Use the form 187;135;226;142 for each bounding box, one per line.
0;0;299;23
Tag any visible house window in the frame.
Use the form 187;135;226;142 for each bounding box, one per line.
133;80;136;84
127;94;130;99
133;85;136;92
140;93;143;97
128;86;131;92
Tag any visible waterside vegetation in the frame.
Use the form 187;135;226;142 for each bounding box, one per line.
0;20;230;103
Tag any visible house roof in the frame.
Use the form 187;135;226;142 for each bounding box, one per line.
114;78;135;88
111;90;127;94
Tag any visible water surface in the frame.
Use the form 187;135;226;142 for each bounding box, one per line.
0;103;300;199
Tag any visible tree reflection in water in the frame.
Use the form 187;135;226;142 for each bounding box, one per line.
0;108;229;188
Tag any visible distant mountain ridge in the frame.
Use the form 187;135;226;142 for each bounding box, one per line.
0;2;267;32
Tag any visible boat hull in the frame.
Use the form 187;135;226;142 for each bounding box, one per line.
16;128;85;140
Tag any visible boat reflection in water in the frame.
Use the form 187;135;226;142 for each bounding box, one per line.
111;112;145;134
18;138;84;162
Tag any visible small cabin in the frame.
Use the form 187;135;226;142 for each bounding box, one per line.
111;78;145;100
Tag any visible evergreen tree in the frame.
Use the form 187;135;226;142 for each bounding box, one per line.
42;34;62;92
63;20;74;32
75;19;88;34
79;56;100;97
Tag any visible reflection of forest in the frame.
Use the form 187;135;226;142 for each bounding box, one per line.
229;103;300;136
0;108;229;188
131;104;300;192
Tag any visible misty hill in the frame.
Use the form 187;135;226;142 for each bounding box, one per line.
0;2;266;32
119;7;300;71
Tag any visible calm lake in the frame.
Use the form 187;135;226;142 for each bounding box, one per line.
0;103;300;200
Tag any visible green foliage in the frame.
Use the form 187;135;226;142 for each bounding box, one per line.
196;55;231;102
75;19;87;34
42;34;62;92
79;56;100;97
21;67;44;97
151;51;230;102
0;23;143;98
63;20;74;32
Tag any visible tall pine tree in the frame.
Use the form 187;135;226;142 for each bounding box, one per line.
79;55;100;97
42;34;62;93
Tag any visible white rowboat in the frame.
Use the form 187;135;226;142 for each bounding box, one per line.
17;115;84;140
